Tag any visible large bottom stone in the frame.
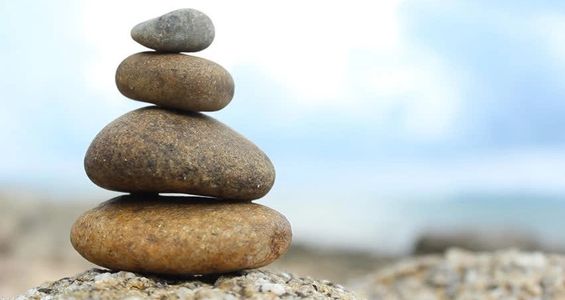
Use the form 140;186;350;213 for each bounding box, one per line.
70;195;292;275
16;268;358;299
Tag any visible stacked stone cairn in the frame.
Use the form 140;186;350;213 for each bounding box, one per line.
70;8;292;275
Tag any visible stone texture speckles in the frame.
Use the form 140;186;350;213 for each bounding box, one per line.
16;269;358;300
116;52;234;112
357;248;565;300
131;8;215;53
70;195;292;275
72;8;291;277
84;106;275;200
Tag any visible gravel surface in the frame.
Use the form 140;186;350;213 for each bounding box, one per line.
14;268;358;300
357;248;565;299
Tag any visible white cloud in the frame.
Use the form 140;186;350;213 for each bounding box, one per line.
274;146;565;201
532;13;565;64
359;49;462;140
78;0;463;140
366;148;565;196
79;0;402;99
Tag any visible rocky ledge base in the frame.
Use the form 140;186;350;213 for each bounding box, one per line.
358;248;565;299
14;269;357;300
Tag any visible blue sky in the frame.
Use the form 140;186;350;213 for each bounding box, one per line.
2;0;565;195
2;0;565;250
404;1;565;147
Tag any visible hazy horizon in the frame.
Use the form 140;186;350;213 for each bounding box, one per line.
3;0;565;253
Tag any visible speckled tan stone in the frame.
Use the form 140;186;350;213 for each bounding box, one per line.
84;106;275;200
116;52;234;112
70;195;292;275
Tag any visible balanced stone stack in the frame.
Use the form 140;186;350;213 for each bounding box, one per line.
70;9;292;275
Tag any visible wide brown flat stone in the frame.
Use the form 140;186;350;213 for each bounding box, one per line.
70;195;292;275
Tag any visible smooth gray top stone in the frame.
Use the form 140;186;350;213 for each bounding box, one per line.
131;8;215;52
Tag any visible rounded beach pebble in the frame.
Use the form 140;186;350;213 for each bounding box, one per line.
131;8;215;52
116;52;234;112
84;106;275;200
70;195;292;275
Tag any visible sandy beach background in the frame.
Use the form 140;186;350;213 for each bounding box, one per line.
4;191;564;298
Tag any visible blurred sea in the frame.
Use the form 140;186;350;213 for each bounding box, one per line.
3;187;565;255
270;191;565;255
3;188;565;297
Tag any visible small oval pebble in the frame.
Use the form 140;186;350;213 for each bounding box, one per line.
131;8;215;52
116;52;234;112
84;106;275;200
70;195;292;275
